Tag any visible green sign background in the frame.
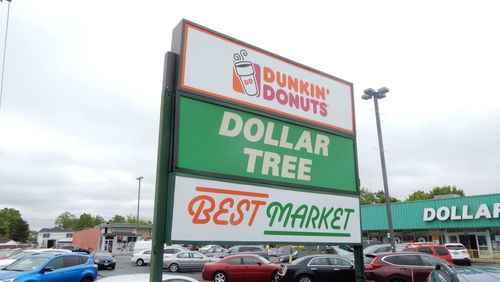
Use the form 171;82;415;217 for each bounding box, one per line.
177;96;357;192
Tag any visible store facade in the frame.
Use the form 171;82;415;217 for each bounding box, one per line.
361;193;500;259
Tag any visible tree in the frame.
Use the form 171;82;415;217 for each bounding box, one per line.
360;188;378;205
55;211;77;229
406;190;433;201
125;215;150;225
93;215;105;227
429;185;465;198
55;212;105;231
405;185;465;202
109;215;126;223
9;218;30;243
360;188;400;205
0;208;22;239
76;213;95;231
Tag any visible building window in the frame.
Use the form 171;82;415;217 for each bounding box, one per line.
43;233;50;238
66;233;73;238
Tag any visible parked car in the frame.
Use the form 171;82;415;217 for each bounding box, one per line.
133;240;152;254
0;248;71;267
163;251;218;272
91;250;116;270
444;243;471;266
0;248;22;259
403;244;453;263
280;254;355;282
199;245;223;253
201;246;227;258
56;244;90;254
218;245;269;260
363;244;405;255
202;254;284;282
131;249;152;266
427;265;500;282
132;247;188;266
326;246;354;262
96;273;200;281
0;252;98;282
365;252;454;282
277;251;299;263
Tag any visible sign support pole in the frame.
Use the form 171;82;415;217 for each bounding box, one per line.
150;52;176;282
353;245;364;282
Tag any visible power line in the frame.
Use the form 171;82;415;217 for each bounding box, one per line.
0;0;12;113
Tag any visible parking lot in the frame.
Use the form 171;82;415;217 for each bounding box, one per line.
97;254;500;281
98;254;204;281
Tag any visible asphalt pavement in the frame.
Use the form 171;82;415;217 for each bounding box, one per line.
97;255;204;281
98;254;500;281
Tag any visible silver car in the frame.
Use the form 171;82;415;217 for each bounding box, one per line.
163;251;218;272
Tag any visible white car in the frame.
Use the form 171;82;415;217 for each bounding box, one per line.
131;249;152;266
198;244;222;253
0;248;71;267
97;273;199;282
444;243;471;265
132;247;188;266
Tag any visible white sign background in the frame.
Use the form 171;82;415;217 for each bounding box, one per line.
180;24;354;134
170;175;361;243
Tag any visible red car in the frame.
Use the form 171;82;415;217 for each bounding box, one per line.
202;254;284;282
402;244;453;263
0;248;22;260
365;252;454;282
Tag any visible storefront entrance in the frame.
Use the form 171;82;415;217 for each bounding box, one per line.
447;232;491;258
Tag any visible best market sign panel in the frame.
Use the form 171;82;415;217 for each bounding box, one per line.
169;175;361;244
176;22;354;134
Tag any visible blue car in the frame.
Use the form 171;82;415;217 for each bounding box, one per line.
0;252;98;282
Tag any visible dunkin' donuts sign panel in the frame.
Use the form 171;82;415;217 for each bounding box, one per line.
179;23;354;134
169;175;361;243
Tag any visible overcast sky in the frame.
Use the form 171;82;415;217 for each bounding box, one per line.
0;0;499;231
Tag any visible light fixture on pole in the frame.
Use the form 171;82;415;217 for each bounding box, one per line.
362;87;396;252
136;176;143;236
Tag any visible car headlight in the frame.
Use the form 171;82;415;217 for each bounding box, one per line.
0;278;17;282
94;260;100;263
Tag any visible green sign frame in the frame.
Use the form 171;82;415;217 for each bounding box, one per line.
175;94;358;194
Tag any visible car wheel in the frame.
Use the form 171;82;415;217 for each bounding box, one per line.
271;270;278;282
136;259;145;266
169;263;179;272
81;277;93;282
297;274;313;282
213;271;227;282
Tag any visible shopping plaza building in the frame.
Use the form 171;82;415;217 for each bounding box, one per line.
361;193;500;259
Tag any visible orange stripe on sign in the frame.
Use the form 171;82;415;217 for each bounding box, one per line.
195;187;269;198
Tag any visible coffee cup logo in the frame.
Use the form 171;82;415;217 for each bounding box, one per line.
233;50;259;96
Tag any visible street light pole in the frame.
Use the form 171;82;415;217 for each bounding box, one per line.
136;176;143;237
362;87;396;252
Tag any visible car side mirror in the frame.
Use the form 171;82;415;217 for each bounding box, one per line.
435;264;441;270
257;261;262;265
350;265;354;270
41;267;54;273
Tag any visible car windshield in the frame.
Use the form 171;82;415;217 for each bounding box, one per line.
364;245;386;253
258;256;272;264
11;251;36;260
94;251;113;258
4;257;50;271
446;245;466;250
0;249;17;257
290;256;311;265
334;247;352;256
